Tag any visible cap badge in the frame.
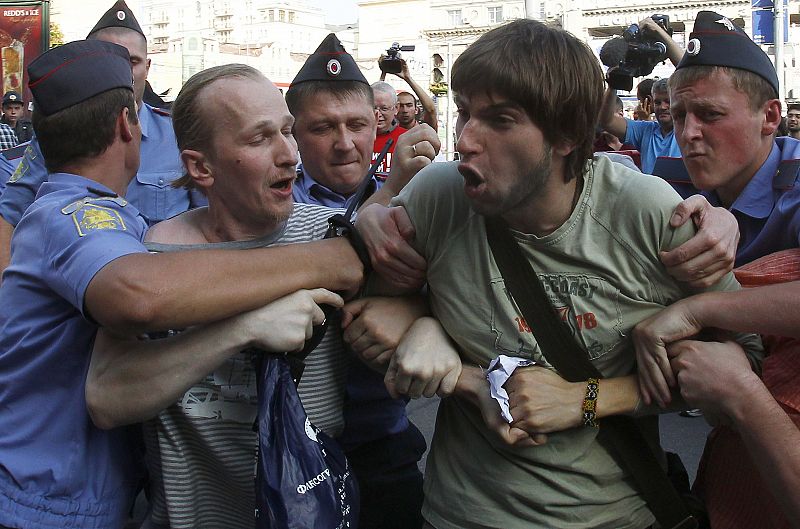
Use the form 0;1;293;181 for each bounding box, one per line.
326;58;341;76
686;38;701;56
116;10;126;21
715;17;735;31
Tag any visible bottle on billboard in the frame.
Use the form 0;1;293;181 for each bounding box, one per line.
2;38;23;93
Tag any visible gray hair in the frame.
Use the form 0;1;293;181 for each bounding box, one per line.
371;81;397;105
652;77;669;96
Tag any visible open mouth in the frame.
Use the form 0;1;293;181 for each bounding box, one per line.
459;164;486;196
270;178;293;191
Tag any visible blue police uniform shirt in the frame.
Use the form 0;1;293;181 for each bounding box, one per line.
0;174;148;529
0;150;15;196
0;104;204;226
624;118;682;175
703;136;800;266
293;163;409;449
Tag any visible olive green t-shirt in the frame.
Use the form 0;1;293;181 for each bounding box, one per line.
393;156;763;529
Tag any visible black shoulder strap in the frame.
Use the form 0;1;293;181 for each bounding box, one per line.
484;216;697;529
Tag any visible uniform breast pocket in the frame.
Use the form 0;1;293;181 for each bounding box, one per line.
131;170;188;222
136;170;177;189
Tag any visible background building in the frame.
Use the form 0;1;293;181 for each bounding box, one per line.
50;0;800;159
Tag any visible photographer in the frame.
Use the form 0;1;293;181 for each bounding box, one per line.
379;51;438;131
599;16;683;174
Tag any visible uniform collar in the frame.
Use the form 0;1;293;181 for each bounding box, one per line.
726;142;780;219
138;102;154;139
296;163;376;209
48;172;116;194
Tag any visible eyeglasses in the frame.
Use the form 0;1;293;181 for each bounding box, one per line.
375;106;394;113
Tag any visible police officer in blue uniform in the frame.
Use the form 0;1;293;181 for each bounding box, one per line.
0;39;152;529
0;0;204;274
668;11;800;266
288;35;437;529
0;37;365;529
0;0;202;229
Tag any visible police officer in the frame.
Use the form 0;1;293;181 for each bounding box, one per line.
667;11;800;266
0;91;32;144
0;0;205;274
288;34;439;529
0;39;363;529
0;39;153;529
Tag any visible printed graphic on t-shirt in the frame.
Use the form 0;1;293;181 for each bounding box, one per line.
490;273;625;362
178;351;258;423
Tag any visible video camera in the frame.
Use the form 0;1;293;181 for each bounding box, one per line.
600;15;673;91
379;42;415;74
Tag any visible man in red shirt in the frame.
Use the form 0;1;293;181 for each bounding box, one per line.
371;81;407;178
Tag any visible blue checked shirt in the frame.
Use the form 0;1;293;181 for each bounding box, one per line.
0;123;17;150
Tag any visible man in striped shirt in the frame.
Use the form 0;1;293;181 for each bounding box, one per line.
85;65;360;529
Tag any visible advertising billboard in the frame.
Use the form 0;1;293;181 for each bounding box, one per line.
0;1;48;108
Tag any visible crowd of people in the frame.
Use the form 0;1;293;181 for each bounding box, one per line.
0;2;797;529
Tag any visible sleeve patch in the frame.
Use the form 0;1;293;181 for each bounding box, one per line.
71;204;127;236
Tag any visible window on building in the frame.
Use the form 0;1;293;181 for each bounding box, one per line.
188;37;198;50
448;9;462;26
488;6;503;24
279;9;285;22
289;11;295;23
269;9;274;22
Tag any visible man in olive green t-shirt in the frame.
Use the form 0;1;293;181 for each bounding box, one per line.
358;19;762;529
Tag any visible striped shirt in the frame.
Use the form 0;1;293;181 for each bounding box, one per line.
143;203;352;529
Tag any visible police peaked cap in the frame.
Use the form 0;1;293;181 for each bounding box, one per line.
28;40;134;116
291;33;367;86
677;11;779;95
2;91;22;105
87;0;145;40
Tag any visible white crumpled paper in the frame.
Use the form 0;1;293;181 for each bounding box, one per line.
486;355;536;423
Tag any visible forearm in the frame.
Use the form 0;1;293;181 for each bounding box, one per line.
86;238;361;333
407;77;438;131
665;38;683;67
456;366;645;422
728;377;800;524
86;319;249;428
683;285;800;338
599;87;628;138
452;364;485;405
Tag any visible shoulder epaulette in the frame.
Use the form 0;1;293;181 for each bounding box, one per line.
774;159;800;190
151;106;171;117
2;142;29;161
61;194;128;215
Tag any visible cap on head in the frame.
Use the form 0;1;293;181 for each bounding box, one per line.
677;10;779;95
28;40;133;116
87;0;145;39
2;91;21;106
291;33;367;86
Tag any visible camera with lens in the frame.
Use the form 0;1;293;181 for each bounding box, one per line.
600;15;673;91
379;42;415;74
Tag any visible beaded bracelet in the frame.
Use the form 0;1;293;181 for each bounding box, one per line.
582;378;600;428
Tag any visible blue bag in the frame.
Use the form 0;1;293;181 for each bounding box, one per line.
254;353;359;529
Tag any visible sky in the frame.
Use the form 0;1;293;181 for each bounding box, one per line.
308;0;358;25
